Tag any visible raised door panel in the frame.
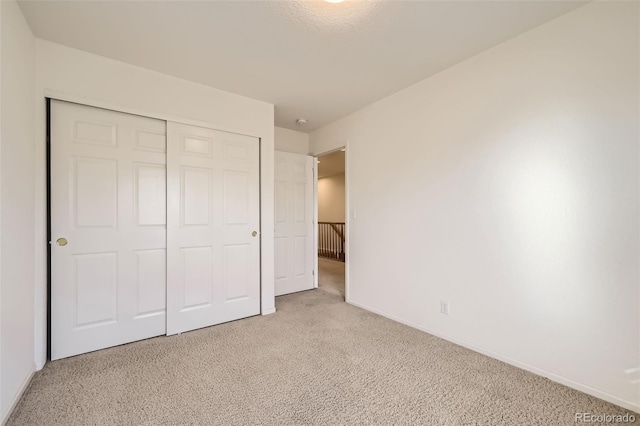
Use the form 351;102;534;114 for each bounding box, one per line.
135;164;166;226
294;161;306;177
135;249;166;317
224;142;249;161
274;237;288;280
294;182;307;223
224;245;250;301
74;252;118;327
73;158;118;228
135;130;165;153
275;180;287;223
72;120;117;147
182;167;211;226
182;247;213;310
224;172;250;225
182;135;213;157
294;237;307;278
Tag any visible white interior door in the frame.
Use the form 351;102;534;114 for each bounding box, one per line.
166;122;261;335
51;100;167;360
274;151;314;296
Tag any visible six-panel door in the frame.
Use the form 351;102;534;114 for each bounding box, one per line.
274;151;314;296
166;122;261;335
50;100;168;360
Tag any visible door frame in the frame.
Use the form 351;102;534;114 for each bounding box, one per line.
313;143;350;302
42;94;274;364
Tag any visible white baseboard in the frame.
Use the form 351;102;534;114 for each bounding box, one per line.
1;365;36;426
35;360;46;370
262;307;276;315
347;299;640;414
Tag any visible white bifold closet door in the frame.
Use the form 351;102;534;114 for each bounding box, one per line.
274;151;314;296
166;122;261;335
51;100;167;360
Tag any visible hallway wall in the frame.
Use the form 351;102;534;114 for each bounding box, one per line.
318;173;345;223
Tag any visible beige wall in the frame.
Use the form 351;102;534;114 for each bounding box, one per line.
1;0;36;422
310;2;639;411
318;173;345;223
275;126;309;154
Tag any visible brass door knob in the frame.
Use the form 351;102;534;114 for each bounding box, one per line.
251;231;258;237
56;238;68;246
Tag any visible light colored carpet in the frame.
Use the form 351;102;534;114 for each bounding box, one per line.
318;257;345;299
8;288;637;425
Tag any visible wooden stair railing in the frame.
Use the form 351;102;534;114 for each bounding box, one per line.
318;222;345;262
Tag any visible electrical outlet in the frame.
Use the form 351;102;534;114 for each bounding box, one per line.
441;301;450;315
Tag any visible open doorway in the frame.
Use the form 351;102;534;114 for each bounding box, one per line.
315;148;346;299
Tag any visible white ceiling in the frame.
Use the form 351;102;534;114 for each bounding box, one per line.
19;0;585;132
